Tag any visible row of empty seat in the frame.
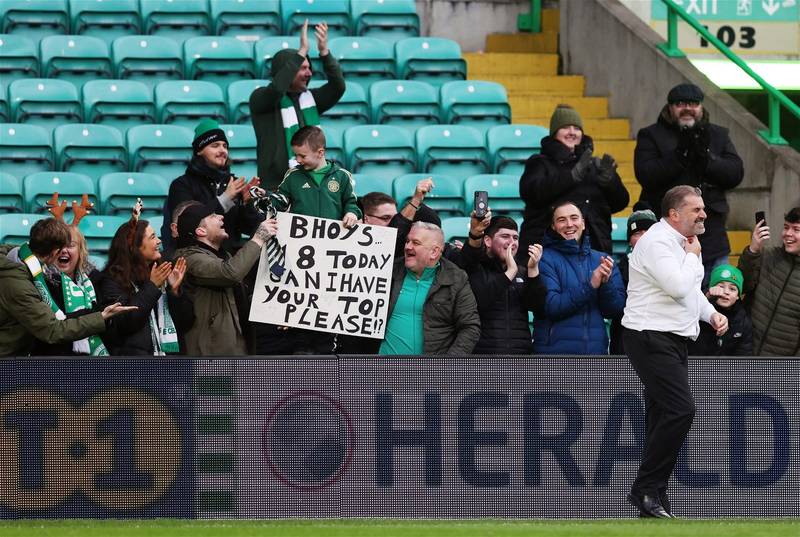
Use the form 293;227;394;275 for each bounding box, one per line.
1;0;419;43
0;122;547;184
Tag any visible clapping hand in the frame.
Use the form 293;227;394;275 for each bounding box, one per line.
150;261;173;288
590;255;614;289
315;22;329;56
527;244;543;277
168;257;186;294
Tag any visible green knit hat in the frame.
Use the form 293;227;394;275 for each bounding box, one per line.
192;119;227;152
549;104;584;135
709;264;744;296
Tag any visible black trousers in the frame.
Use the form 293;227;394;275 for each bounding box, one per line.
624;328;696;496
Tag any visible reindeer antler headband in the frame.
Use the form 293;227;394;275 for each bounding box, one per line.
46;193;94;227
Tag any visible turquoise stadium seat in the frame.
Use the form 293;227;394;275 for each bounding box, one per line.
321;125;345;169
416;125;489;177
112;35;183;90
369;79;439;132
0;123;54;178
254;36;322;79
183;36;255;90
344;125;416;179
78;214;128;255
611;216;628;256
463;174;524;219
140;0;211;43
352;173;391;196
9;78;82;129
210;0;281;40
0;34;39;78
40;35;113;86
219;124;258;179
395;37;466;88
98;172;168;216
440;80;511;133
126;124;193;182
154;80;226;127
280;0;351;38
146;214;164;238
486;124;548;176
0;81;8;122
0;213;47;244
440;216;471;243
53;124;127;184
0;172;23;213
351;0;419;44
328;36;396;91
69;0;141;45
394;173;464;216
227;79;269;124
314;80;369;131
82;79;155;131
23;171;97;213
1;0;69;42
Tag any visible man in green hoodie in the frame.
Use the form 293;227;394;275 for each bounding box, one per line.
249;20;346;190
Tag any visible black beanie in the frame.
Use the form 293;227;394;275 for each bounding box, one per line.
192;119;228;153
177;204;215;240
667;83;704;104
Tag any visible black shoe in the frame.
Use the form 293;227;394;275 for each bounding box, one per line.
627;492;673;519
659;490;674;518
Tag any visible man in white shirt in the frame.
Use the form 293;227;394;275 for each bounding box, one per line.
622;185;728;518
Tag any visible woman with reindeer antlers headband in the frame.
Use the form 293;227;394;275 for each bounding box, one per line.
95;199;187;355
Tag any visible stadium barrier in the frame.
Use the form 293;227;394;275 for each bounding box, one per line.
1;356;797;519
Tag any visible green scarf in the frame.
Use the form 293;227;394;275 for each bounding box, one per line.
280;91;319;168
132;282;179;355
19;243;108;356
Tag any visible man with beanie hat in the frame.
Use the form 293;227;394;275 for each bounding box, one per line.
634;82;743;288
689;264;753;356
162;118;265;255
519;103;629;260
174;206;278;355
250;20;345;189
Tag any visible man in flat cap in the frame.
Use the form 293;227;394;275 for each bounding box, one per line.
634;83;744;288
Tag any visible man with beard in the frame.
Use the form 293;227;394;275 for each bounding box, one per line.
622;185;729;518
634;83;744;287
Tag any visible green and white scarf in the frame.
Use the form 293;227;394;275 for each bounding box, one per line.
132;282;179;355
281;91;319;168
19;243;108;356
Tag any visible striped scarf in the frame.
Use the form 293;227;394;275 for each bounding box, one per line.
280;91;319;168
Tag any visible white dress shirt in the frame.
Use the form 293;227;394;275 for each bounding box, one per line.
622;219;716;339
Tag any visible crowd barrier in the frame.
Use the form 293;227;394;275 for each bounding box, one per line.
1;356;797;519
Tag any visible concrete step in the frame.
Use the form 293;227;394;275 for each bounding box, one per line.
513;117;630;139
485;31;558;53
728;230;751;255
479;74;585;96
465;53;558;77
510;96;609;119
593;140;636;161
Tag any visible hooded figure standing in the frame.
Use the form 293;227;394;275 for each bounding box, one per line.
249;20;345;190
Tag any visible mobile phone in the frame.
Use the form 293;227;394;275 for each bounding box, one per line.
755;211;766;226
473;191;489;219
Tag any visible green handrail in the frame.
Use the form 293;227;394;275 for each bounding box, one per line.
658;0;800;145
517;0;541;33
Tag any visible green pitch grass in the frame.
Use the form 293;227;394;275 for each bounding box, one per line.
1;519;797;537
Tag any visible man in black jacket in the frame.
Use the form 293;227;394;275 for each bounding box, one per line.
634;83;744;287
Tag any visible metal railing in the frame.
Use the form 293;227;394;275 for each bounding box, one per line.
658;0;800;145
517;0;542;33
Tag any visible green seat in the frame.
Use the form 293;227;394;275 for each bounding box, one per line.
23;171;97;213
112;35;183;90
227;79;269;124
611;216;628;256
440;80;511;134
328;36;395;92
69;0;141;46
98;172;168;216
77;214;128;254
0;34;39;78
351;0;419;44
314;81;370;131
183;36;255;90
219;124;257;179
146;214;164;238
126;124;193;182
154;80;226;127
0;213;47;245
463;174;524;219
40;35;113;86
0;172;23;213
440;216;471;244
0;123;54;178
395;37;466;88
210;0;280;40
344;125;416;179
487;124;547;176
82;79;156;131
369;79;439;132
53;124;127;184
353;173;392;197
394;173;464;216
320;125;345;169
140;0;211;43
9;78;82;129
254;36;322;79
416;125;489;177
280;0;351;39
1;0;69;43
0;81;8;122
